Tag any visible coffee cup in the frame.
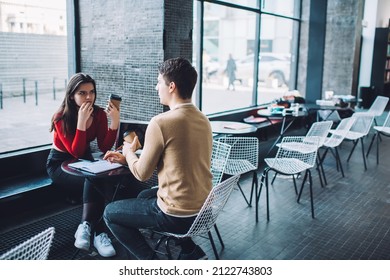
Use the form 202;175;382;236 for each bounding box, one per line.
109;94;122;110
123;130;142;150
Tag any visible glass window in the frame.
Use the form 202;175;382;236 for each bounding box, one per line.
194;0;301;115
261;0;300;18
218;0;259;9
200;3;257;115
257;15;299;105
0;0;68;154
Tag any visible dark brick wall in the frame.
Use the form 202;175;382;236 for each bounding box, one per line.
78;0;193;121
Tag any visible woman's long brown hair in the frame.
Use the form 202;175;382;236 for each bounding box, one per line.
49;73;97;136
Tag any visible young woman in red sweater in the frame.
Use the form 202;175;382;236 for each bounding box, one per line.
46;73;119;257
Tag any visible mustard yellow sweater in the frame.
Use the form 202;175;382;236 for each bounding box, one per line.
127;104;213;216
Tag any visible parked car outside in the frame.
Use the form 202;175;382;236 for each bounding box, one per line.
235;52;291;87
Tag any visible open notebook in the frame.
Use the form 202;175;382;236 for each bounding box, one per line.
68;159;123;174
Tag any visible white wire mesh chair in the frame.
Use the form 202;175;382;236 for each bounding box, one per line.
320;117;356;178
152;175;240;260
256;136;320;222
362;95;389;126
216;136;259;207
209;140;232;251
366;110;390;164
0;227;55;260
342;113;374;170
317;109;341;123
274;121;333;188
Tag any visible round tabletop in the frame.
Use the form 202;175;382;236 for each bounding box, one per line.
210;121;257;135
61;158;131;178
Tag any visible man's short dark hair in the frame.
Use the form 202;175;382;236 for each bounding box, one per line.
158;57;197;99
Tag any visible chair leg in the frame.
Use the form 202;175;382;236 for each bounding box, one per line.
297;170;315;218
213;224;224;248
335;147;345;177
347;140;359;162
292;174;298;195
297;169;308;203
248;171;258;206
237;181;252;207
315;157;325;188
308;170;315;218
256;170;265;223
318;150;327;185
376;131;380;164
366;132;377;157
207;231;220;260
265;169;270;221
360;137;367;171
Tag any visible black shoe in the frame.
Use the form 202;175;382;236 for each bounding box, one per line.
178;245;208;260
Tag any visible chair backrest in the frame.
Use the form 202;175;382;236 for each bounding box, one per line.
273;136;319;170
0;227;55;260
381;110;390;128
305;120;333;146
318;110;341;122
324;117;355;147
211;140;232;187
350;113;375;136
184;174;240;237
367;96;389;117
216;136;259;175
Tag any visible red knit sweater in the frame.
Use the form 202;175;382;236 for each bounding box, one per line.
53;107;117;158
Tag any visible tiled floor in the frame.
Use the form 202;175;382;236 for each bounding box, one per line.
1;115;390;260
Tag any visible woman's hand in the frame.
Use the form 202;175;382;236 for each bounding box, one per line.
103;151;127;165
77;102;94;131
105;101;120;130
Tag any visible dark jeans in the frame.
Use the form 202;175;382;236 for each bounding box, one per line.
46;149;146;233
104;188;196;260
46;149;112;204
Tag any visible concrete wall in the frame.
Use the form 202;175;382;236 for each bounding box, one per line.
322;0;364;98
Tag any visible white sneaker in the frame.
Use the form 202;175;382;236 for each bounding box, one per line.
74;221;91;250
93;233;116;257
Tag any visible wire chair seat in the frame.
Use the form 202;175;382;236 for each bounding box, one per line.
224;159;256;175
0;227;55;260
265;158;313;174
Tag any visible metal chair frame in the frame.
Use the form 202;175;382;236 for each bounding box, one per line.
256;136;319;222
152;175;240;260
319;117;355;178
216;136;259;207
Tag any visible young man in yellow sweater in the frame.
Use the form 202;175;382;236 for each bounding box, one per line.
103;57;213;260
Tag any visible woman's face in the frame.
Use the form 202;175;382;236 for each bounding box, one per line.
72;82;96;107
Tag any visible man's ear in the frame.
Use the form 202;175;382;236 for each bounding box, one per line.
169;81;176;92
